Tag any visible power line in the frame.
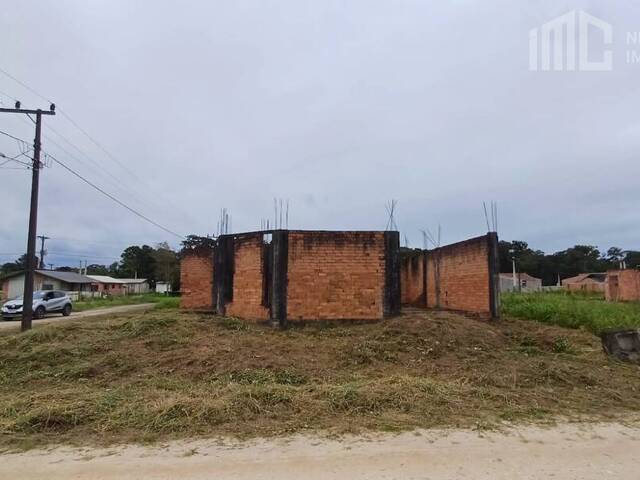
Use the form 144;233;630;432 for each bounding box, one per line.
7;108;161;214
0;127;30;145
0;128;184;239
39;123;162;212
0;67;189;217
0;67;51;104
47;251;120;260
0;151;32;167
47;153;184;239
49;236;172;249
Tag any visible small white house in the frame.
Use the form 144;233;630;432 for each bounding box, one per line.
499;273;543;293
119;278;150;294
155;281;172;295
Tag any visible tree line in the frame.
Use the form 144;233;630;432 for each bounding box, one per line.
498;241;640;286
2;238;637;289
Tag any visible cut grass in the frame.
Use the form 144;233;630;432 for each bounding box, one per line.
73;294;179;312
501;291;640;335
0;307;639;450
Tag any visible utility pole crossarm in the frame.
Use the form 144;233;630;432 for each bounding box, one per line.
0;107;55;115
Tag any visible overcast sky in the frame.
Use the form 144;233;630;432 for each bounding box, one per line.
1;0;639;267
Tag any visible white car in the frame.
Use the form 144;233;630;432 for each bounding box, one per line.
2;290;73;320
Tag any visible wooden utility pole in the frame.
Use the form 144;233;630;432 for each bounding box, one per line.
0;103;55;331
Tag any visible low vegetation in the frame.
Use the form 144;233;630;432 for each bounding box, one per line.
502;291;640;335
73;294;179;312
0;307;638;450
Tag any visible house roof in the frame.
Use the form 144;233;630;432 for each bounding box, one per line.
499;273;541;281
87;275;148;284
563;273;607;284
1;269;94;284
87;275;125;284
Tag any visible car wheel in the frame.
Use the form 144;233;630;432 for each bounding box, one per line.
62;304;72;317
34;306;46;319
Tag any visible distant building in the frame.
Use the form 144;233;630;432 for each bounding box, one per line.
155;281;172;295
1;270;94;300
120;278;150;294
562;273;607;293
87;275;150;296
605;270;640;302
499;273;542;293
86;275;127;296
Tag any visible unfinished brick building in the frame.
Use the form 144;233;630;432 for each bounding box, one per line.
605;270;640;302
180;230;401;324
399;233;500;318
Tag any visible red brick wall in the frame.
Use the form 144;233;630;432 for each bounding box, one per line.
286;231;386;320
426;236;491;315
180;252;214;310
225;234;269;320
400;252;424;306
606;270;640;302
566;281;605;293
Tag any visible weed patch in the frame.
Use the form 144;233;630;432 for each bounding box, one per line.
0;308;638;448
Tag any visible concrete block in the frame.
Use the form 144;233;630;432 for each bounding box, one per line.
601;329;640;363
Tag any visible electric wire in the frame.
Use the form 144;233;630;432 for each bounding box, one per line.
0;128;184;239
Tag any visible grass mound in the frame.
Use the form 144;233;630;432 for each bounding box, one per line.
0;307;638;449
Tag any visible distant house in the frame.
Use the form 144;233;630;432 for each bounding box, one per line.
1;270;94;301
87;275;150;296
155;281;172;295
562;273;607;293
86;275;127;296
606;269;640;302
499;273;542;293
120;278;150;294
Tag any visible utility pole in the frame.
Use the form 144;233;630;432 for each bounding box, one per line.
37;235;50;269
509;248;517;290
0;102;55;331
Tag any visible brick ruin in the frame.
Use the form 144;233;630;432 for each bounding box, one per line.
180;229;500;322
399;233;500;318
180;230;401;324
605;269;640;302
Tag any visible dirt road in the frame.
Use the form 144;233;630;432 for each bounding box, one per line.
2;422;638;479
0;303;155;330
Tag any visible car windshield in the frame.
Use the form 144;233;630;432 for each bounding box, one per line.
14;291;47;301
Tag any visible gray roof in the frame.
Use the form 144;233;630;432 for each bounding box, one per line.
36;270;95;284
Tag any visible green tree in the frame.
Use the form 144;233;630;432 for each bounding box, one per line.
624;251;640;269
86;264;109;275
606;247;625;264
108;262;120;277
1;257;25;276
119;245;156;283
152;242;180;290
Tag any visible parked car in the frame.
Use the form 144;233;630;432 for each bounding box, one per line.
2;290;73;320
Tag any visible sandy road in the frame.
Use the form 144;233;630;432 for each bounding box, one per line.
0;303;155;330
2;422;638;479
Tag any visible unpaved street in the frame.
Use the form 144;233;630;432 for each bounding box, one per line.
2;422;638;480
0;303;155;330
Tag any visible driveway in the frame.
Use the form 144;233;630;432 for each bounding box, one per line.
0;422;639;479
0;303;156;330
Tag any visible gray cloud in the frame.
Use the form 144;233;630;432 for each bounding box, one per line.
1;0;639;267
